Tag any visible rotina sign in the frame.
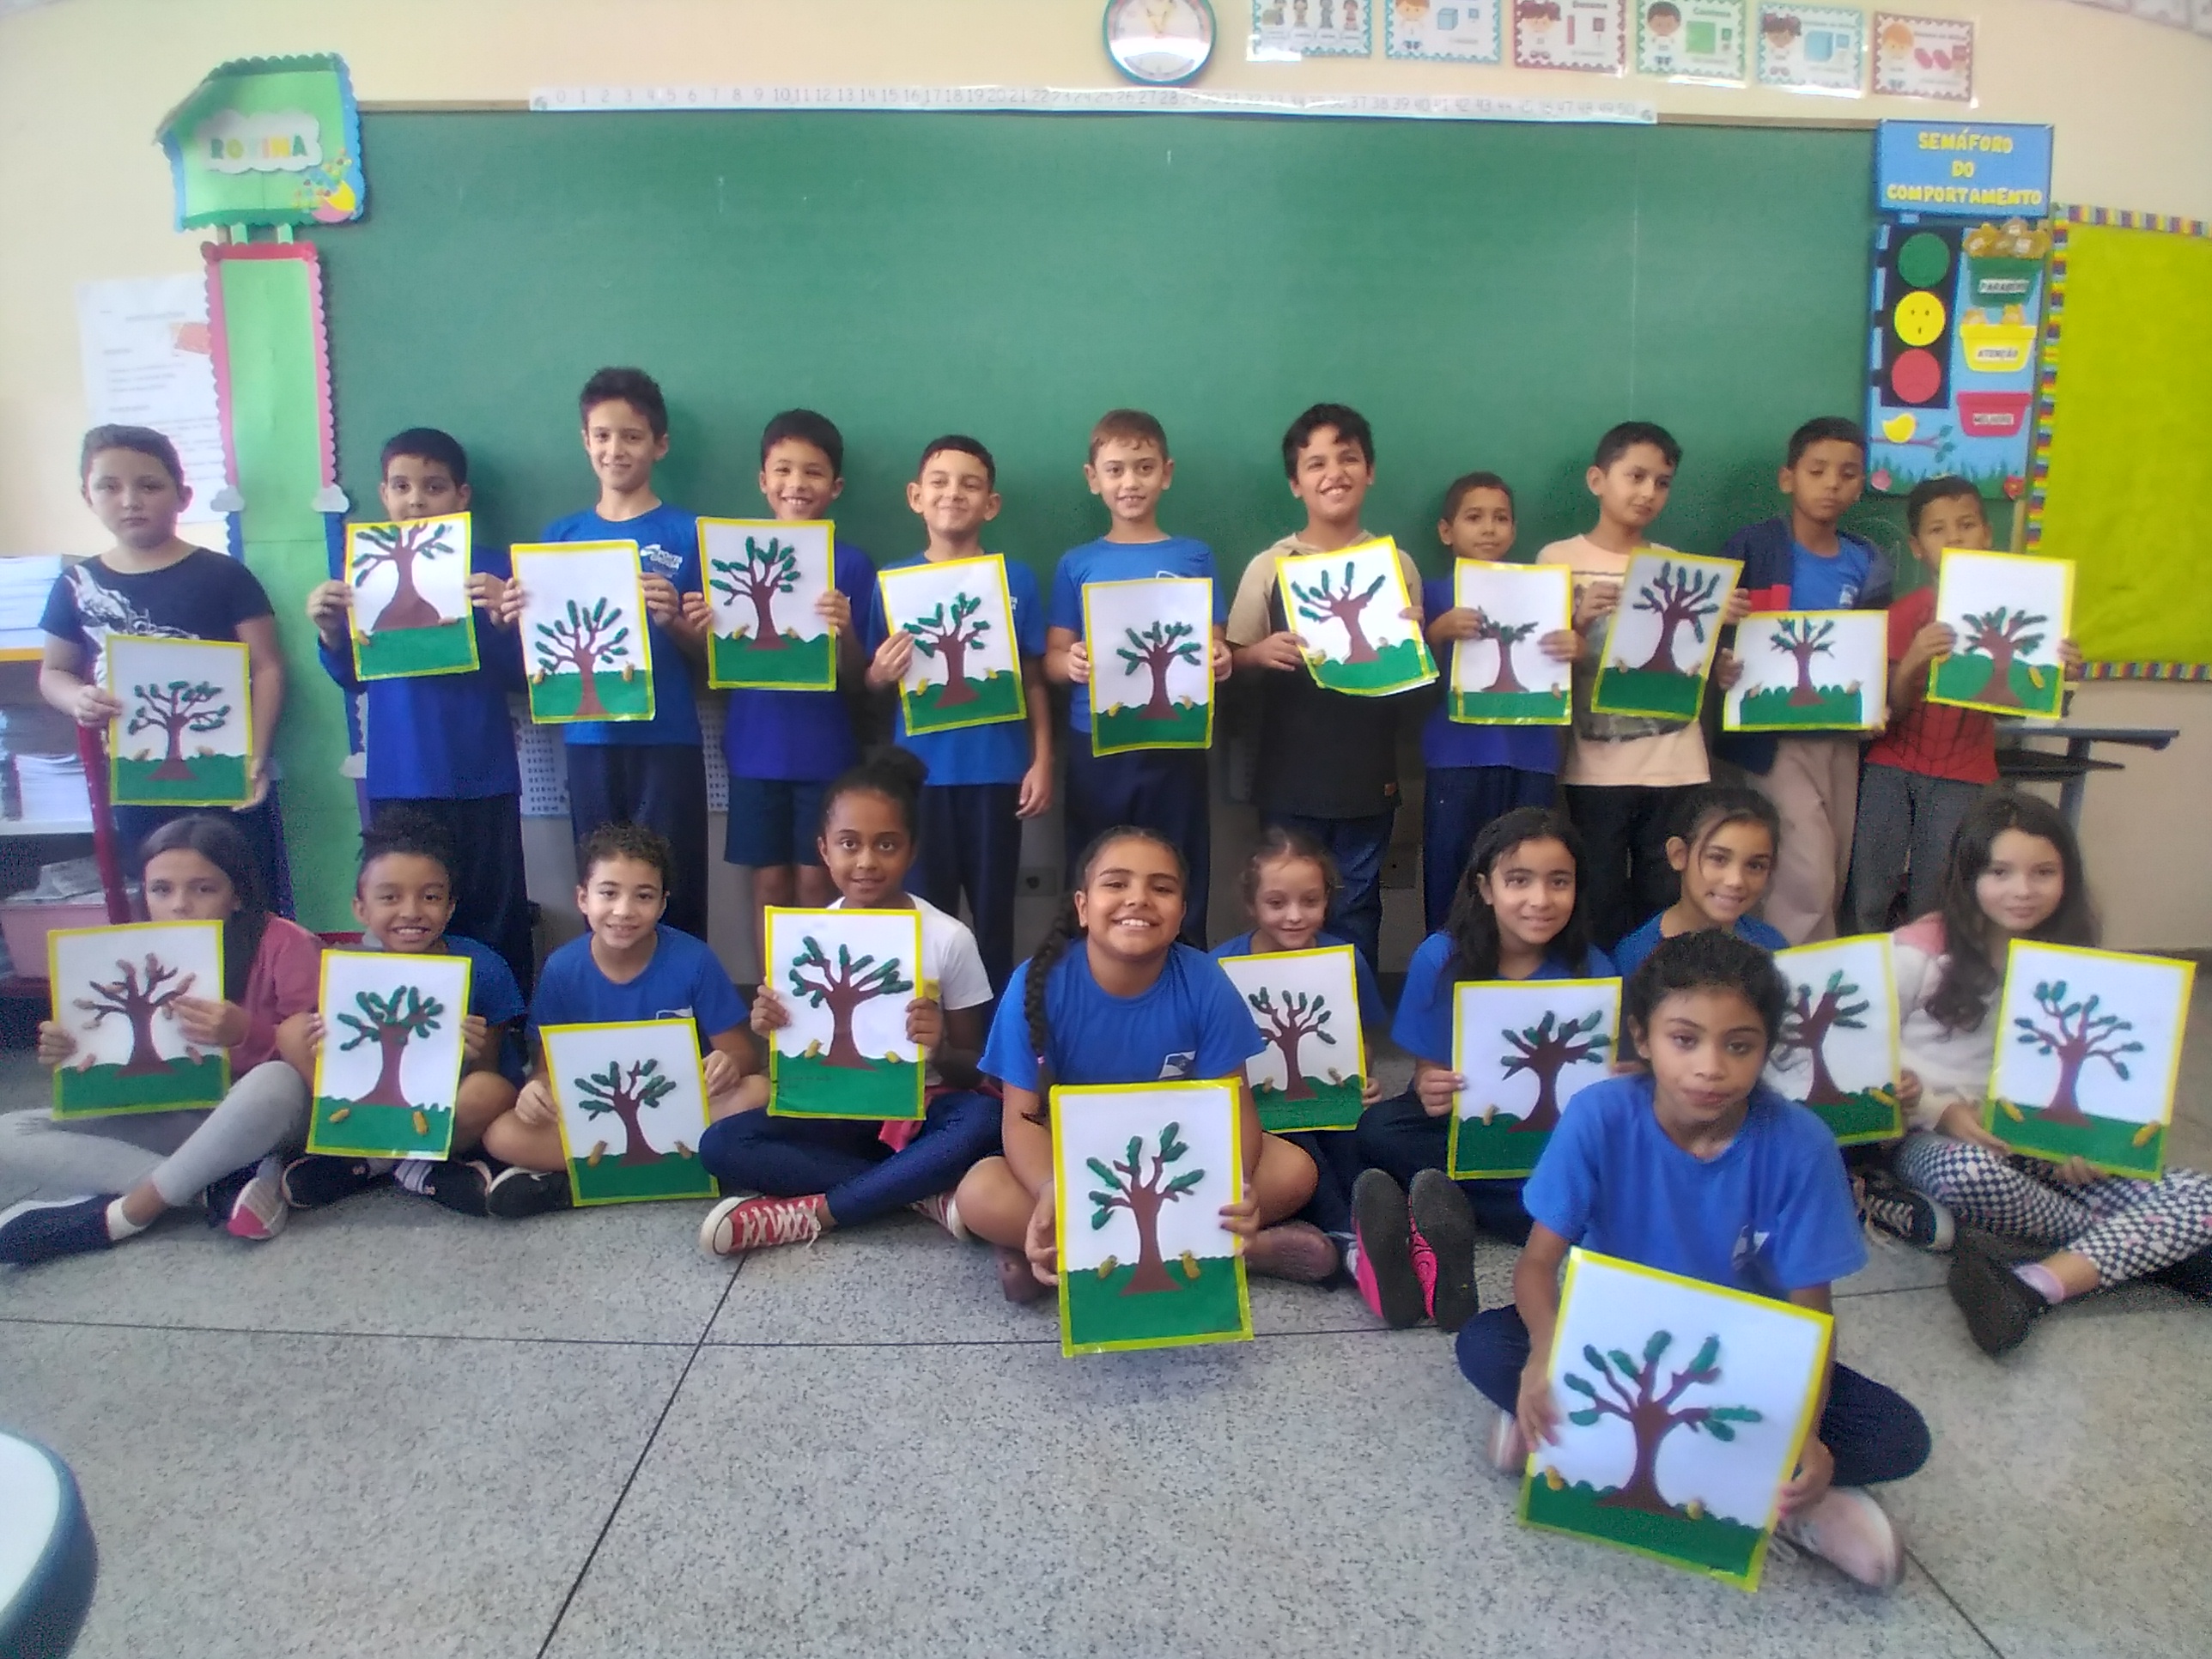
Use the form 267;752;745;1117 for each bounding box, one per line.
1874;121;2053;218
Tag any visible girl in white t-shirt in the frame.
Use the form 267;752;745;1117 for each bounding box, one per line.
696;750;1000;1256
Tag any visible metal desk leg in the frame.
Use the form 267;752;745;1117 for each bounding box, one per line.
2061;738;2090;827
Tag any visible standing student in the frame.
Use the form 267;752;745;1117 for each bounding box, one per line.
1714;417;1893;944
864;435;1053;992
306;428;534;993
0;816;320;1262
1044;409;1229;945
1608;786;1787;981
1541;422;1745;950
501;368;711;939
955;828;1334;1301
696;749;1000;1255
1226;404;1424;972
1419;471;1576;932
40;426;289;908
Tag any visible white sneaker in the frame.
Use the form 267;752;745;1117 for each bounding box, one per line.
225;1154;290;1242
908;1191;969;1241
1485;1406;1529;1480
1774;1486;1905;1589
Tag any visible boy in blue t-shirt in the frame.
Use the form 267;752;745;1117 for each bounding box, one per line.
681;410;875;957
508;368;711;940
307;428;533;994
864;435;1051;991
1455;931;1929;1589
1044;410;1229;945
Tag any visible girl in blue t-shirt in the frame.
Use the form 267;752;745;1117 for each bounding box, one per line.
1352;806;1615;1331
1609;785;1788;981
960;827;1331;1304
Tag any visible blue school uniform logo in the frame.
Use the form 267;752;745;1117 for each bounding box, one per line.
655;1006;696;1023
639;544;684;577
1158;1051;1196;1080
1731;1225;1783;1297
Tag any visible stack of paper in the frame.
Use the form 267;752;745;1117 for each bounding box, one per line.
11;755;90;829
0;556;64;653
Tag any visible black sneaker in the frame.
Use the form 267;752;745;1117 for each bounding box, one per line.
396;1158;493;1218
485;1166;570;1219
2151;1247;2212;1302
1351;1169;1425;1328
202;1164;256;1228
1948;1237;2047;1356
0;1196;118;1266
281;1155;391;1211
1862;1174;1955;1253
1408;1170;1480;1334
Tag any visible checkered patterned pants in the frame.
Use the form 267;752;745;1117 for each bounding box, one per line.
1897;1131;2212;1285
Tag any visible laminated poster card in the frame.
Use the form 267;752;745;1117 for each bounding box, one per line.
764;907;927;1122
1215;945;1367;1132
48;921;227;1117
878;555;1026;736
1275;539;1436;697
1589;551;1740;721
1449;977;1620;1178
1723;611;1887;733
1512;0;1627;72
1084;576;1214;755
544;1018;717;1205
1386;0;1503;60
1870;13;1972;102
343;513;479;680
1449;560;1572;725
511;543;654;724
1635;0;1747;82
307;949;473;1161
1762;936;1905;1145
1753;3;1865;94
105;636;252;809
701;517;836;691
1927;550;2071;719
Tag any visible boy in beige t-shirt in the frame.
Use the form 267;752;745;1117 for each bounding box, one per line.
1540;421;1744;947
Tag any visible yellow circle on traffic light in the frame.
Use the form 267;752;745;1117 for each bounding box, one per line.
1894;290;1948;348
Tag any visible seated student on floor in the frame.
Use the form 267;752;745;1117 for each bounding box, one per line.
696;749;1000;1257
1609;785;1786;981
1455;930;1930;1590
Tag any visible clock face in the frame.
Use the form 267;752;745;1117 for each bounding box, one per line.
1103;0;1217;85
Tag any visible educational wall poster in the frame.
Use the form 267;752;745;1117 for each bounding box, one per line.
1512;0;1628;71
48;921;227;1118
1928;550;2072;717
1753;3;1865;94
1276;540;1436;697
1763;937;1904;1144
307;950;472;1161
1215;945;1367;1132
1521;1249;1831;1591
1250;0;1375;59
1449;978;1620;1178
1589;551;1739;721
1722;611;1887;733
764;907;926;1121
343;514;479;681
75;275;229;538
1986;942;2193;1180
1449;560;1573;725
511;543;654;725
1871;14;1974;102
701;518;836;691
1386;0;1504;60
878;555;1026;735
1634;0;1747;82
543;1018;718;1205
155;53;366;228
104;636;253;809
1051;1080;1253;1357
1083;577;1214;754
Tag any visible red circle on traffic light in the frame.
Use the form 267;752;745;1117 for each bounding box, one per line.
1891;348;1942;405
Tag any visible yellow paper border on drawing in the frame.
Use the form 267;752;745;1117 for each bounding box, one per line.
542;1017;718;1206
1449;976;1621;1181
1984;939;2196;1173
1274;538;1438;698
1722;611;1889;734
1516;1247;1833;1595
1217;943;1369;1118
1925;550;2075;718
1589;550;1742;720
1049;1078;1255;1358
698;517;839;693
763;904;928;1121
105;636;254;809
307;948;473;1159
879;553;1027;736
1449;559;1574;726
1081;576;1216;757
343;512;482;682
47;920;228;1117
510;542;658;726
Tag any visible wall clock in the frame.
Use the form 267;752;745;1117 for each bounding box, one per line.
1103;0;1217;86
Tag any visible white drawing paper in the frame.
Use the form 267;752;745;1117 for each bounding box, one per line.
51;922;222;1075
543;1018;712;1160
1085;577;1212;735
1723;611;1887;732
1763;938;1899;1105
1054;1083;1243;1276
766;908;922;1069
346;514;472;635
878;555;1022;708
702;518;833;649
511;542;653;723
1214;947;1366;1097
315;951;472;1126
1450;562;1574;703
1598;552;1739;677
1453;979;1619;1130
1991;944;2191;1130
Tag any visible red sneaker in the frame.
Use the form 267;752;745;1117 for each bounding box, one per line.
699;1194;825;1258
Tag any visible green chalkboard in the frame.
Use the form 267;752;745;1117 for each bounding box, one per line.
320;112;1880;588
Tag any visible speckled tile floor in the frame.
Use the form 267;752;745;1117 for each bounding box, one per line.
5;993;2209;1659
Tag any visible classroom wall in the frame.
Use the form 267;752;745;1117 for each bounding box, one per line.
2;0;2209;951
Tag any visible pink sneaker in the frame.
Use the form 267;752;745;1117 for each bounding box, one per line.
225;1156;289;1242
908;1191;969;1241
1351;1170;1425;1328
699;1194;825;1257
1775;1486;1905;1589
1407;1170;1478;1333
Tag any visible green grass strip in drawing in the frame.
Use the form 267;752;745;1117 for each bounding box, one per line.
307;1098;455;1159
1731;684;1869;732
1310;635;1433;696
53;1053;228;1117
1522;1474;1766;1584
112;753;248;807
528;669;653;722
904;669;1023;734
1062;1254;1245;1352
1810;1089;1905;1146
1451;687;1570;725
1931;653;2063;718
709;629;835;690
1989;1100;2165;1180
1092;699;1209;754
353;618;476;681
568;1145;716;1206
1447;1111;1553;1180
1254;1076;1364;1133
1590;664;1705;721
770;1047;925;1121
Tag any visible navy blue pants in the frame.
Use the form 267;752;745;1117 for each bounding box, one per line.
373;791;534;995
1423;765;1558;933
1455;1304;1931;1489
1563;782;1694;954
1355;1090;1533;1243
1064;742;1210;946
911;782;1022;992
698;1089;1002;1228
114;795;292;918
1261;809;1395;974
566;743;708;941
1285;1127;1362;1238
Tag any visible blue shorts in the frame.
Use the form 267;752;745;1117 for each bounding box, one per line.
724;775;829;868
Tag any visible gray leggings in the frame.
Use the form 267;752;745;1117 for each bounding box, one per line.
0;1061;309;1210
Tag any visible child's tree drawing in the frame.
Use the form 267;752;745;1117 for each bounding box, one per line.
127;679;231;781
1958;607;2046;708
1472;610;1541;694
711;535;799;650
1501;1009;1609;1133
904;592;991;706
533;598;633;719
1770;617;1836;707
1563;1331;1764;1515
573;1057;679;1164
787;937;913;1069
350;521;456;632
1085;1124;1206;1295
2012;980;2143;1124
1116;621;1203;720
1291;563;1387;663
1770;969;1868;1108
1246;988;1336;1103
73;954;196;1075
1631;562;1724;674
335;985;445;1110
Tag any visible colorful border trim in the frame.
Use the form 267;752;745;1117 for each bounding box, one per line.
203;241;340;501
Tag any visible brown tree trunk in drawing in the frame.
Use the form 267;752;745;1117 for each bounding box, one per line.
1121;1180;1176;1295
